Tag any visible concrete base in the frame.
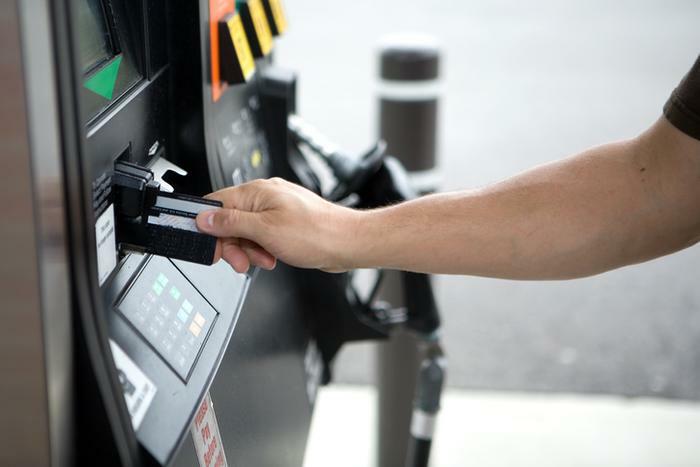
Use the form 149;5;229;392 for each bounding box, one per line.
304;385;700;467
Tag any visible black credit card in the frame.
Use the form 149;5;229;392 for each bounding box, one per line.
144;192;222;264
119;192;222;265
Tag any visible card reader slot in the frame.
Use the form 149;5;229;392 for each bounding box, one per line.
112;160;221;265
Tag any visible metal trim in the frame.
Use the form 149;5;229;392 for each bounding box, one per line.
17;0;75;464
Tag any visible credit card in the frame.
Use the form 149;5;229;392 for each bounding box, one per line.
119;192;222;265
147;192;221;232
149;192;222;218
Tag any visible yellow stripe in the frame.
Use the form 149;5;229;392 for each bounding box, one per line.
269;0;287;34
227;14;256;80
249;0;273;55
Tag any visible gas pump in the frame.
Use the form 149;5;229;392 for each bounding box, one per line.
4;0;315;465
3;0;444;465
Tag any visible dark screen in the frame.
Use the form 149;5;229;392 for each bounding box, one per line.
78;0;114;73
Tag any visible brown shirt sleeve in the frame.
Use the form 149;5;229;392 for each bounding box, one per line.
664;55;700;141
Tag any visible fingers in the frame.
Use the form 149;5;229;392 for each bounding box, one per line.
221;241;250;273
205;179;270;209
212;239;223;264
218;238;277;273
204;188;238;205
196;207;264;240
240;239;276;270
200;178;283;272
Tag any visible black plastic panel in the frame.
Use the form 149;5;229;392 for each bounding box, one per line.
86;72;169;181
171;264;313;467
212;85;272;186
76;1;316;465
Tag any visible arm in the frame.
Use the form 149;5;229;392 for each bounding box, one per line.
197;117;700;278
354;118;700;278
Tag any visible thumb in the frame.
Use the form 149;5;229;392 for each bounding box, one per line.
196;208;263;240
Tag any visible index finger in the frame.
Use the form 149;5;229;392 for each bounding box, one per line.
204;180;265;210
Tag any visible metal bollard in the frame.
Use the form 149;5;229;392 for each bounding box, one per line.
375;34;441;467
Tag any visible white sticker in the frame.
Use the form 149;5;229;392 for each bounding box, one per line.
147;214;198;232
191;392;229;467
95;204;117;285
109;340;158;431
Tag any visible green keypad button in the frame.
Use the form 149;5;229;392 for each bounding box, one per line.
157;273;169;287
152;282;164;296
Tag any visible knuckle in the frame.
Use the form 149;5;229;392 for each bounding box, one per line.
269;177;285;186
217;209;238;230
249;179;267;189
208;187;236;207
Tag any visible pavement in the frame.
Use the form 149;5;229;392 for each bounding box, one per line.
303;385;700;467
276;0;700;400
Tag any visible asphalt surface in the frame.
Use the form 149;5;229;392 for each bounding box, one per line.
276;0;700;399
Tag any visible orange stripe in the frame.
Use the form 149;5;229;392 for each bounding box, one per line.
209;0;235;101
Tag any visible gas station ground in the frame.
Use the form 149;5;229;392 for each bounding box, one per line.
279;0;700;464
304;385;700;467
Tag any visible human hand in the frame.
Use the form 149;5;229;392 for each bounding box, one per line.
196;178;360;273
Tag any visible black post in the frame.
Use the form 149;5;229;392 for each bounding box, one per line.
375;35;441;467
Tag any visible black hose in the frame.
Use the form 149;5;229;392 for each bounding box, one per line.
406;437;432;467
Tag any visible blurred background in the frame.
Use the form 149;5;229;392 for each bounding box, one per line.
275;0;700;465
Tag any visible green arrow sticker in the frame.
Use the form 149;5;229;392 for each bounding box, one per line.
84;55;122;100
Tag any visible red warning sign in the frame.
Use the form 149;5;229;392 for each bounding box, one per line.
192;392;228;467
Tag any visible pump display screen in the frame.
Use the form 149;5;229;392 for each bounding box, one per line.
117;256;217;381
78;0;115;73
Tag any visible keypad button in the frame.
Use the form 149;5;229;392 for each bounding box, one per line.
156;273;169;287
193;312;206;327
161;338;173;354
189;322;202;337
177;309;189;323
169;286;181;300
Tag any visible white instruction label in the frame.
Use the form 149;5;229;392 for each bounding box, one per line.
95;204;117;285
109;340;158;430
192;392;228;467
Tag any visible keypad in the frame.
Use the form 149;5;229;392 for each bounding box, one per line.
118;258;217;380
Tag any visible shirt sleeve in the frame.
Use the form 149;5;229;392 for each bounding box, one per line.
663;55;700;141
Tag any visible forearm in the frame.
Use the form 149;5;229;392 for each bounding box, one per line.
343;119;700;278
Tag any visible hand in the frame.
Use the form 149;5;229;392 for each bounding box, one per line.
196;177;359;273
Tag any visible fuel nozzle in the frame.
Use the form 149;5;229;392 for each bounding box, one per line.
288;114;386;201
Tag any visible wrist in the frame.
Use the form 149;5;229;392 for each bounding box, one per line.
322;206;371;271
329;206;393;271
